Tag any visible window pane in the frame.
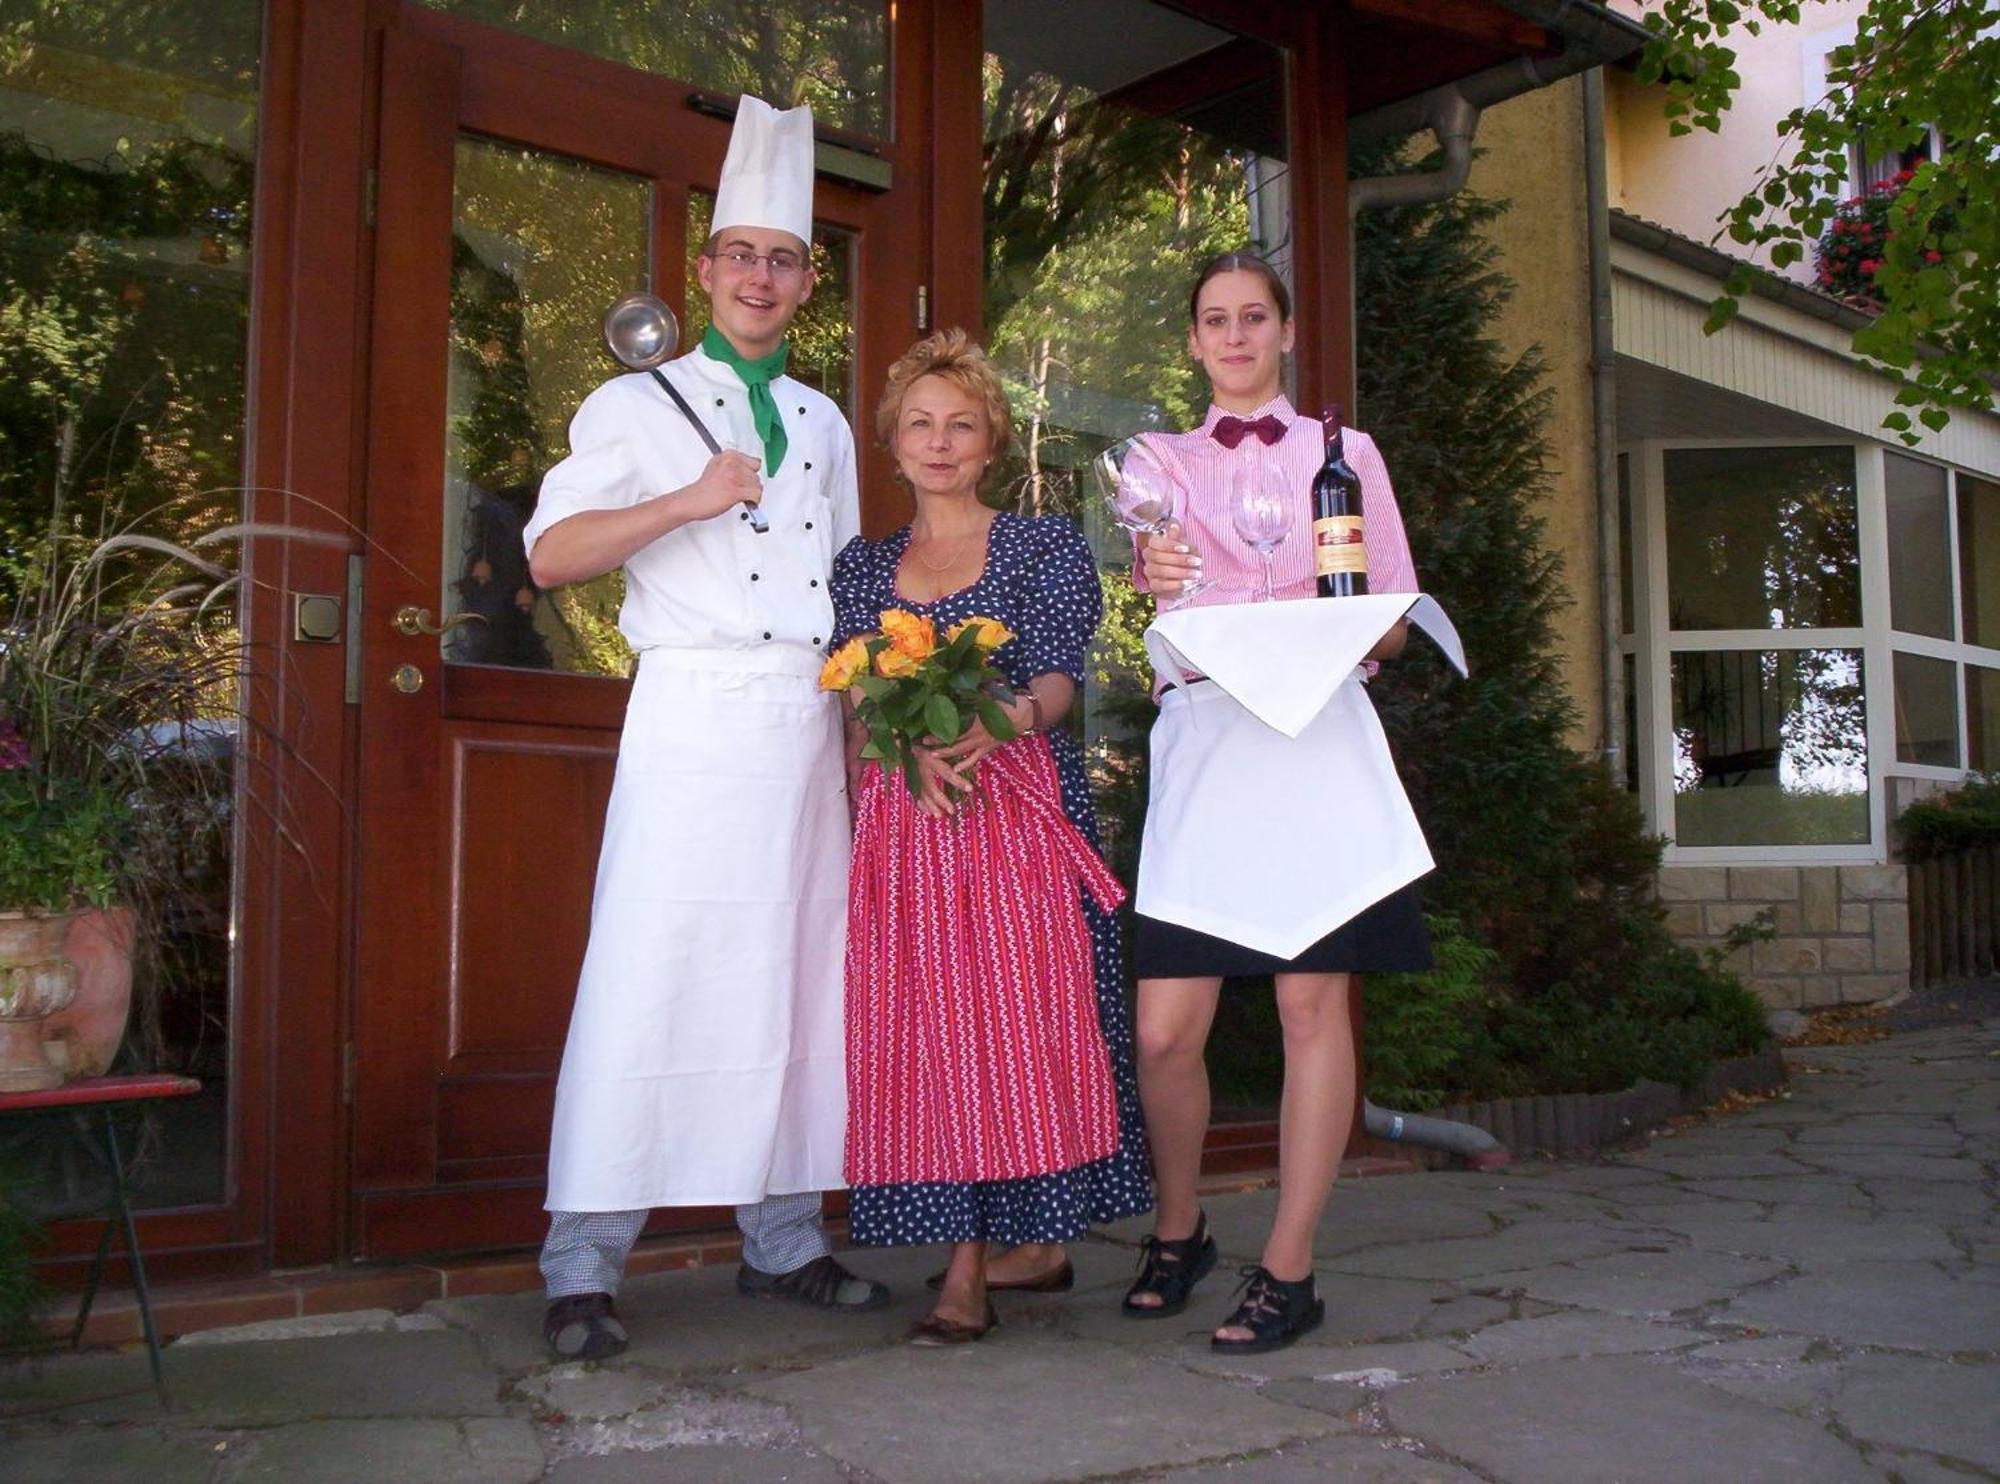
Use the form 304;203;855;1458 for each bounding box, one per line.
417;0;889;137
442;136;651;676
1893;651;1958;767
1663;447;1859;630
1671;649;1868;846
686;192;856;418
0;0;262;1213
1969;664;2000;772
1617;452;1635;636
1622;651;1640;793
980;2;1289;869
1959;474;2000;649
1885;453;1952;638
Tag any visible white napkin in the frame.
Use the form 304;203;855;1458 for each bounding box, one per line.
1143;594;1467;738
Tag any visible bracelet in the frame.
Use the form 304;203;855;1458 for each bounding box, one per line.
1023;693;1045;733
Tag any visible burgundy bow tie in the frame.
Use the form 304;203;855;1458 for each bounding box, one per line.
1210;413;1287;449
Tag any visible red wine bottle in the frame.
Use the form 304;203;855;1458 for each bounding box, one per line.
1312;406;1368;597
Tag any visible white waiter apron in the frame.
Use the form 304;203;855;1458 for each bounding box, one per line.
1137;596;1466;960
528;349;860;1212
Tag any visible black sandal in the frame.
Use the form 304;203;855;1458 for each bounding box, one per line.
736;1254;891;1311
543;1292;628;1360
1210;1264;1324;1354
1121;1211;1219;1319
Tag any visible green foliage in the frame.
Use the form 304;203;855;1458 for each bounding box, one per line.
837;617;1018;798
1360;916;1500;1111
1897;773;2000;859
1355;141;1771;1102
1815;170;1952;306
0;771;125;911
1639;0;1999;441
0;1177;48;1349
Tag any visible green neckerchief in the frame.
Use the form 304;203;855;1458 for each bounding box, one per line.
701;325;790;476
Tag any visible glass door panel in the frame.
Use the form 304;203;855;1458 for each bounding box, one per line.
441;135;651;675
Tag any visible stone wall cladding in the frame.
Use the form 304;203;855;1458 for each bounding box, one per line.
1656;863;1909;1010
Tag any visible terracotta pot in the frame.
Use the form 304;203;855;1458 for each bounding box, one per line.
0;909;80;1092
42;904;137;1080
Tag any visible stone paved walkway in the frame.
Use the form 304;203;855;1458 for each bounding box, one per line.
4;1015;1997;1483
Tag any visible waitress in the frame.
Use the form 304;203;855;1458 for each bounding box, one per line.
523;96;886;1362
1123;250;1431;1355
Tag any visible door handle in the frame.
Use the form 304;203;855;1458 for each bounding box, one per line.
392;604;487;637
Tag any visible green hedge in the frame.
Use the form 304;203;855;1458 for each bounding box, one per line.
1897;774;2000;859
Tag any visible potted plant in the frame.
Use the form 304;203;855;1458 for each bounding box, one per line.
0;505;249;1090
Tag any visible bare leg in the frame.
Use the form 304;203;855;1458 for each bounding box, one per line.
1129;975;1224;1307
931;1241;989;1326
984;1242;1066;1284
1216;971;1354;1342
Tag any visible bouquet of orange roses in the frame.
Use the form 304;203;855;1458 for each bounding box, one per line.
819;609;1019;798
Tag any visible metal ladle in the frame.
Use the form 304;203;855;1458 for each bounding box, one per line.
600;292;767;532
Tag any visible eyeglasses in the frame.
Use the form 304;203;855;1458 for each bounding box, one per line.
705;248;808;280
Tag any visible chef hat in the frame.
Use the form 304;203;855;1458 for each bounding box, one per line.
712;95;815;250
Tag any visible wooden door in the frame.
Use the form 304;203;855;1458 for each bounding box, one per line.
349;18;919;1260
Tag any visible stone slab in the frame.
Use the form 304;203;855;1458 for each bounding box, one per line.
543;1388;797;1455
1326;1221;1630;1282
1826;1355;2000;1469
0;1426;220;1484
1658;1213;1962;1265
1504;1248;1786;1318
1721;1262;2000;1354
1183;1337;1473;1387
1137;1435;1489;1482
545;1446;850;1483
745;1339;1336;1484
218;1418;543;1483
1455;1312;1709;1365
1383;1357;1879;1484
0;1329;506;1426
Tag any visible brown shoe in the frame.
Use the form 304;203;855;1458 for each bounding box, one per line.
909;1301;999;1346
544;1292;628;1360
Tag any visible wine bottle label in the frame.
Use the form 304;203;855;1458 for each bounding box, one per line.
1313;515;1367;575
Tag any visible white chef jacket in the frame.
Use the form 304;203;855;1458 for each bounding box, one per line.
523;345;861;655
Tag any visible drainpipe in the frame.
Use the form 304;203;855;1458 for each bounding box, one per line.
1341;1;1647;1163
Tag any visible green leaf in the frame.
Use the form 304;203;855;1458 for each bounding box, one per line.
975;696;1017;741
924;692;962;744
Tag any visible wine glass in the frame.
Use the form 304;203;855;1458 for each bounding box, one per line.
1229;458;1292;602
1092;434;1209;608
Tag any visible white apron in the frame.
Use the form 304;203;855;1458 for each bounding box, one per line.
1137;596;1467;960
544;645;850;1211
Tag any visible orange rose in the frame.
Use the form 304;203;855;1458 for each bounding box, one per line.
948;615;1015;652
875;645;922;679
818;636;871;691
879;608;936;661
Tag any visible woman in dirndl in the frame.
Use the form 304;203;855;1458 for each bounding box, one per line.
1123;251;1432;1354
830;330;1152;1344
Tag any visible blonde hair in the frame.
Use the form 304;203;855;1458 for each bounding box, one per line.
875;328;1015;469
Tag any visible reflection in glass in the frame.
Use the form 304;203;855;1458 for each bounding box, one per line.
1671;649;1868;846
0;2;261;1212
416;0;890;137
1663;447;1859;631
443;137;651;676
1969;664;2000;772
1622;651;1640;794
980;1;1290;873
1958;474;2000;649
685;191;856;417
1885;454;1952;639
1892;652;1957;767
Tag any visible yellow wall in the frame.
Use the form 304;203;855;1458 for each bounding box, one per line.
1460;76;1605;755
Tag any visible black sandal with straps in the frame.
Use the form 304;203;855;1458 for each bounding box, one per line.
1121;1210;1219;1319
1210;1264;1325;1354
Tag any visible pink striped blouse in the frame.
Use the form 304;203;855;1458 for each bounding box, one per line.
1132;395;1419;606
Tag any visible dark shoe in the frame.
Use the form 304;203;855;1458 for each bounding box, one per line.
908;1301;999;1346
925;1258;1074;1293
737;1254;891;1311
543;1292;628;1361
1209;1265;1324;1355
1121;1211;1218;1319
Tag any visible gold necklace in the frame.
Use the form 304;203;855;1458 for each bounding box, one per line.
908;521;988;574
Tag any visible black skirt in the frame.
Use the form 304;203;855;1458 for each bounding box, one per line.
1132;882;1432;979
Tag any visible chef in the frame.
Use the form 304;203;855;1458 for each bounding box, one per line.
525;95;886;1362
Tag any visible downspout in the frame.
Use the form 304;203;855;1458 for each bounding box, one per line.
1341;1;1647;1165
1584;66;1624;783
